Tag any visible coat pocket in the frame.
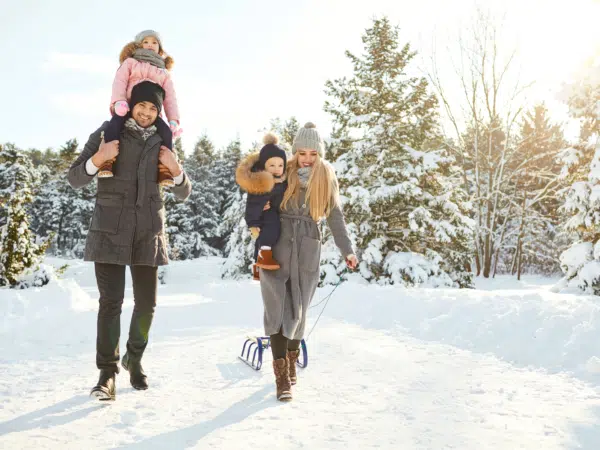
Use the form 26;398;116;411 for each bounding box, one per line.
298;236;321;272
90;193;124;234
150;195;165;233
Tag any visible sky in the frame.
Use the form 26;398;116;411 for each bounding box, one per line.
1;0;598;154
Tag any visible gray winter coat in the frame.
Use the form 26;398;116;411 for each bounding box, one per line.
260;189;353;340
68;121;192;266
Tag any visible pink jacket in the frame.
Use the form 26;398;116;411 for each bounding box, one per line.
110;58;180;123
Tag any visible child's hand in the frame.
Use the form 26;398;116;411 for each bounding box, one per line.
250;227;260;240
114;101;129;117
345;254;359;270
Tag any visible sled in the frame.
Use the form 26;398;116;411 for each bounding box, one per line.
238;336;308;371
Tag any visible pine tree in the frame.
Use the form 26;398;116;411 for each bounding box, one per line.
499;104;569;277
213;138;243;253
165;134;222;259
268;117;300;152
221;189;255;279
164;138;187;259
556;58;600;293
0;144;41;229
28;139;96;257
192;134;215;167
323;17;474;287
173;137;185;163
0;146;51;286
0;144;39;205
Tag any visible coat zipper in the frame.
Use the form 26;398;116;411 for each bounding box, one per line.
129;136;151;265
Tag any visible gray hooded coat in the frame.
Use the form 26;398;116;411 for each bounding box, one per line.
67;121;191;266
258;186;354;341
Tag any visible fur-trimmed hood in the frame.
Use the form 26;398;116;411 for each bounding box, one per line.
236;152;287;195
120;42;174;71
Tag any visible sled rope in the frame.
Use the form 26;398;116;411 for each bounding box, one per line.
306;273;345;340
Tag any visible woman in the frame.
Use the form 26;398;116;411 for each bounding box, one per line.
259;122;359;402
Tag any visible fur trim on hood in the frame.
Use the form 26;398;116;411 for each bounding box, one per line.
236;152;279;195
120;42;174;70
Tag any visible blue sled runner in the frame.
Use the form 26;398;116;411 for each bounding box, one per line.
239;336;308;371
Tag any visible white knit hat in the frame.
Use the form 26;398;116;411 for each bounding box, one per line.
291;122;325;158
135;30;162;47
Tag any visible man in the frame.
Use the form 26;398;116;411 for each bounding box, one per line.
68;81;192;401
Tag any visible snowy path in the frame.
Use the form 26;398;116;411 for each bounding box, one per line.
2;258;600;449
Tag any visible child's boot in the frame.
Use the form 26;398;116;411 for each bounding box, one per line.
158;163;175;187
98;159;115;178
252;264;260;281
256;248;280;270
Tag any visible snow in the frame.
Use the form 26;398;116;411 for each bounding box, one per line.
383;251;453;287
2;258;600;449
560;242;594;278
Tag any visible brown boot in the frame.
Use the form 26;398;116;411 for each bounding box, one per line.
98;159;115;178
287;349;300;385
256;248;280;270
252;264;260;281
158;163;175;187
272;358;292;402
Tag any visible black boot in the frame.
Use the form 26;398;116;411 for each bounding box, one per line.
122;353;148;390
90;369;116;401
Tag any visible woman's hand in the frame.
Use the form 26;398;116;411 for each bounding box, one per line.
91;139;119;167
159;146;182;177
345;254;358;270
250;227;260;240
263;201;271;211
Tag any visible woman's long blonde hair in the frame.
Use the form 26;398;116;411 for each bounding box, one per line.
281;155;340;221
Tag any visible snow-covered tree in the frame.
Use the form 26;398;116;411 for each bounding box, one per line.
324;17;474;287
0;144;51;287
221;188;255;279
267;117;300;152
214;138;243;253
29;139;96;257
427;10;570;279
173;137;185;163
164;135;221;259
1;144;40;225
556;56;600;293
497;104;569;278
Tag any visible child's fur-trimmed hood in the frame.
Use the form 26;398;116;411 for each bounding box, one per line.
120;41;174;70
236;152;287;195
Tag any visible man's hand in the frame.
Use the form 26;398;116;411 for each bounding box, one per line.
159;146;182;177
91;139;119;167
346;254;359;270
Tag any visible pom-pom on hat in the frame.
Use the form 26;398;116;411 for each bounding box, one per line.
258;132;287;171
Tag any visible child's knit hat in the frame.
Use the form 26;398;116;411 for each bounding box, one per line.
258;133;287;171
135;30;162;47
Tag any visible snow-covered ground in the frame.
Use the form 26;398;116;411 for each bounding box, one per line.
2;257;600;449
